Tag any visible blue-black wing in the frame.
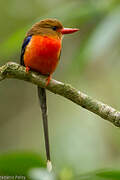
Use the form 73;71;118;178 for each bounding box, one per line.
20;36;32;65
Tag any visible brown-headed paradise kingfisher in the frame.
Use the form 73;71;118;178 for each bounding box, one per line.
20;18;79;171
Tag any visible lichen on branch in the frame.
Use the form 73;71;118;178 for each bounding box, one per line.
0;62;120;127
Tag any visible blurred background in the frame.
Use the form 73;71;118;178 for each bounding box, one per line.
0;0;120;179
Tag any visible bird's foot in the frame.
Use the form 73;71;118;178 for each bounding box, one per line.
25;66;30;73
46;75;52;86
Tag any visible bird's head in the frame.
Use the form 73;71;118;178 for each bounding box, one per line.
27;19;79;39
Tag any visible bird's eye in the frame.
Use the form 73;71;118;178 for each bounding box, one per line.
52;26;57;31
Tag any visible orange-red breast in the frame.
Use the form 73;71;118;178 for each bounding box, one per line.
20;18;79;171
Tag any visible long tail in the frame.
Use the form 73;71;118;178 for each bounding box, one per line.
37;86;52;171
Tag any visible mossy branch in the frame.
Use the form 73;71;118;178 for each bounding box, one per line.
0;62;120;127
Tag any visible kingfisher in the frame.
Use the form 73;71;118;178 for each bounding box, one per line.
20;18;79;171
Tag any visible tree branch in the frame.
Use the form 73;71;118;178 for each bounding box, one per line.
0;62;120;127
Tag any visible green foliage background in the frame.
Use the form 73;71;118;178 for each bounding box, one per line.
0;0;120;179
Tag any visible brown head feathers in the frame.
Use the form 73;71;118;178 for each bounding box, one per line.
27;19;63;39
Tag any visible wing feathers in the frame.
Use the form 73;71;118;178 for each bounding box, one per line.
20;36;32;65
